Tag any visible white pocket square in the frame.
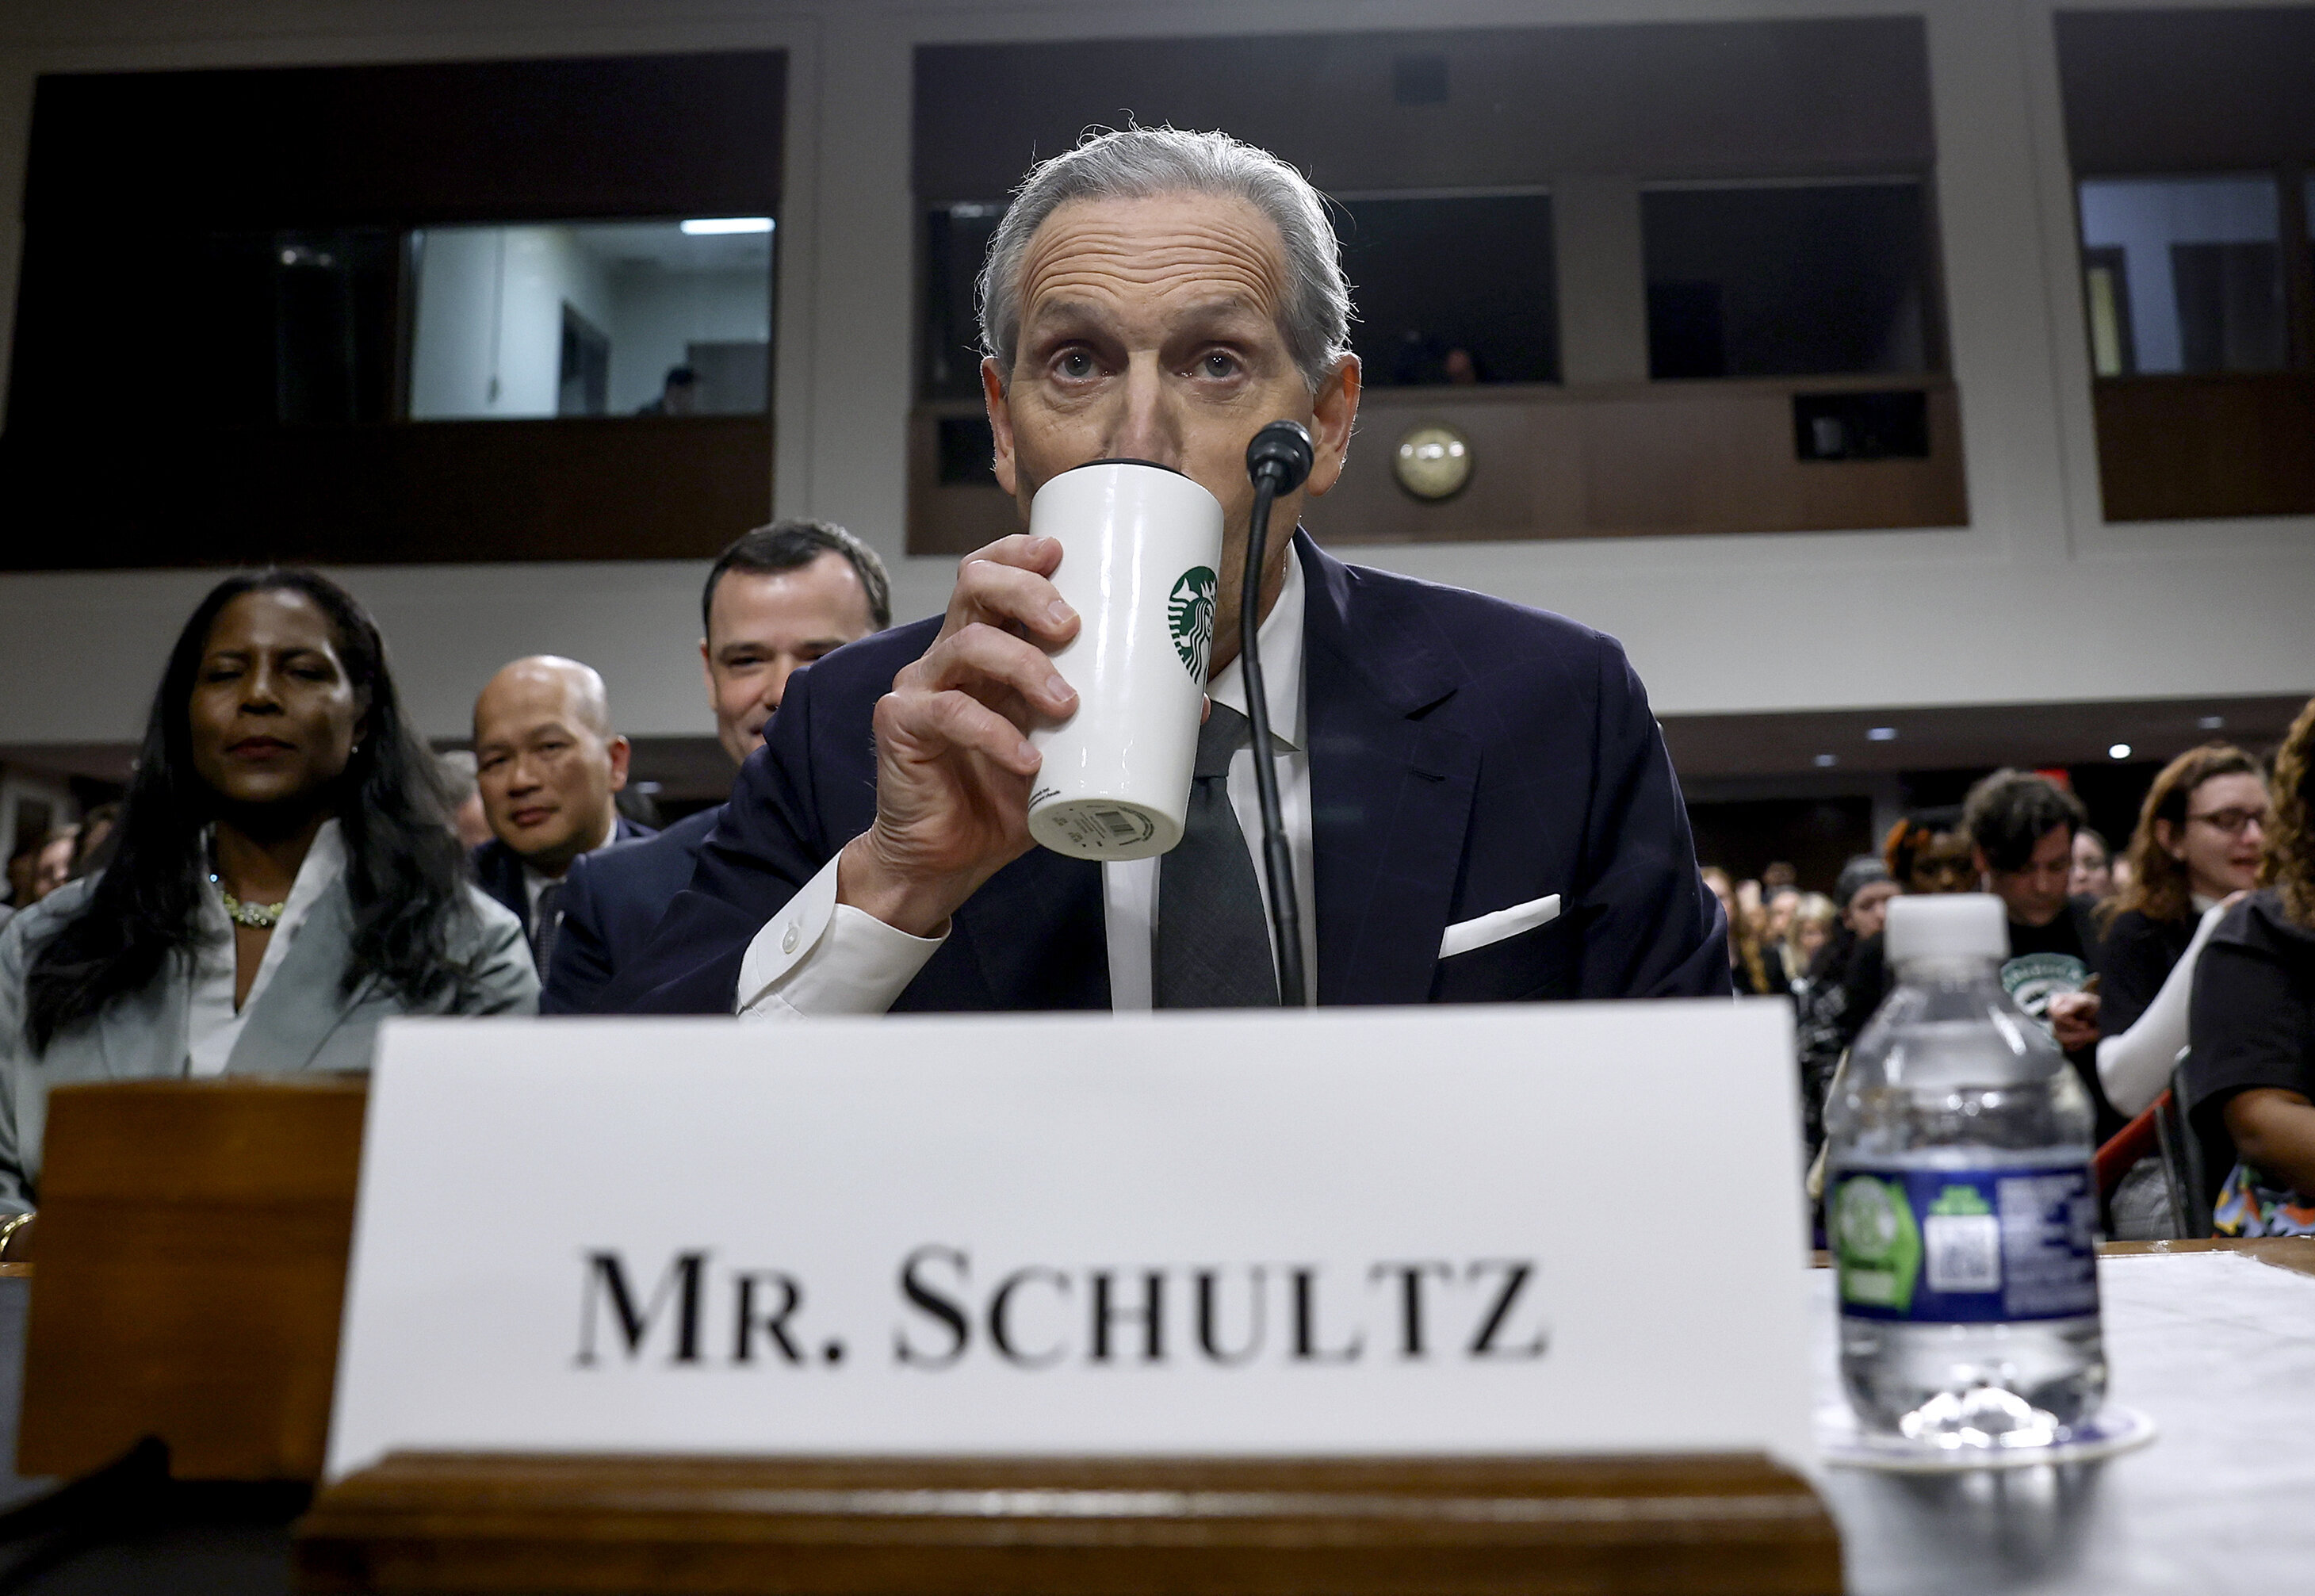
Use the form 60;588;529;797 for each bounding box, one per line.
1439;894;1562;959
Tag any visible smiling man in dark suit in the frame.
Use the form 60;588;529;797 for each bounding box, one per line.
609;127;1726;1017
542;522;889;1012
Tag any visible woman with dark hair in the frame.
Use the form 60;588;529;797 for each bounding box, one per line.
2094;743;2267;1117
2187;700;2315;1236
0;570;535;1244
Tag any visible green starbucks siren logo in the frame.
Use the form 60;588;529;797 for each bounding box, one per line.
1169;566;1218;677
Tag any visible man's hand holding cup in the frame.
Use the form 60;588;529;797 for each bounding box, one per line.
836;534;1079;938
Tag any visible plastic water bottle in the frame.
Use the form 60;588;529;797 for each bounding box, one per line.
1824;894;2106;1449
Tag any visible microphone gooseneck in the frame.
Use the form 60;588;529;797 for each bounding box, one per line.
1240;420;1314;1009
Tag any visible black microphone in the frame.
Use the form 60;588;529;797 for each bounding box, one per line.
1246;419;1315;494
1238;420;1314;1009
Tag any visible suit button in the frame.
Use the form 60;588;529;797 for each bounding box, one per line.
782;923;800;954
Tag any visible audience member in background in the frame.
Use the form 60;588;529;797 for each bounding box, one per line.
1793;856;1896;1160
1725;875;1788;997
1785;892;1835;979
4;848;35;914
1884;817;1975;895
637;366;700;417
2095;744;2267;1119
1961;770;2117;1139
31;828;77;902
1702;867;1741;988
2072;826;2114;901
470;656;652;979
1842;775;2115;1135
1763;885;1801;952
2187;698;2315;1236
0;570;535;1248
68;803;121;881
435;750;493;850
547;522;890;1014
1761;860;1798;895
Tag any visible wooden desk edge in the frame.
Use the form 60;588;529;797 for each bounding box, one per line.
297;1451;1844;1595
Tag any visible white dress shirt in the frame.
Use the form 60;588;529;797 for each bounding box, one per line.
738;554;1317;1016
186;819;348;1075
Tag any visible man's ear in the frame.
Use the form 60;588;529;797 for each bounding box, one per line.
606;734;632;794
698;639;714;698
1303;354;1363;499
1972;844;1993;882
981;357;1020;498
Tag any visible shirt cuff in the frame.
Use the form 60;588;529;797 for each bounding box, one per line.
735;852;947;1017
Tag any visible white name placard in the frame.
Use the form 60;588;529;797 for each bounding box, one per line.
327;1001;1812;1477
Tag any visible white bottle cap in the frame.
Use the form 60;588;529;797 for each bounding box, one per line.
1885;893;2010;966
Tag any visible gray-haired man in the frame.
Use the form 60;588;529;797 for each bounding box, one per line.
614;127;1727;1016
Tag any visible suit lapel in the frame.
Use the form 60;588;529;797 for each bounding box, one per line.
224;878;359;1074
1298;537;1479;1006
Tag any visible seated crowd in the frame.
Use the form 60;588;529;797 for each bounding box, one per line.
1710;710;2315;1239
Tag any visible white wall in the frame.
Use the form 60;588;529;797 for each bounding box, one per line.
0;0;2309;750
607;266;770;412
409;224;614;419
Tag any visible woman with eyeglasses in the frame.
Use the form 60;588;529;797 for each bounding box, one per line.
2092;744;2270;1119
2187;702;2315;1237
0;570;537;1254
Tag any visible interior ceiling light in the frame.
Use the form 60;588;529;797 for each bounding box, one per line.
1815;753;1839;767
1866;727;1897;742
2198;715;2226;730
680;216;774;235
2109;743;2133;760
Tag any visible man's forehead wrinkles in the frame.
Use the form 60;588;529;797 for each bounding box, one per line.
1017;199;1288;308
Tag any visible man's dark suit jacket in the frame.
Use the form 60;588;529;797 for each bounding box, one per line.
541;806;723;1014
470;814;655;942
609;534;1729;1014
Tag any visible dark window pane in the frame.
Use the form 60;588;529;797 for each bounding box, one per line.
200;229;401;425
1643;183;1931;379
924;203;1003;400
1337;194;1558;385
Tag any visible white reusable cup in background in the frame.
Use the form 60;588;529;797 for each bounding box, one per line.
1025;460;1226;861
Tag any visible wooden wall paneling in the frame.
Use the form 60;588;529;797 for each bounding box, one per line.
905;405;1021;557
915;19;1930;200
2092;374;2315;521
912;380;1965;552
18;1077;368;1481
0;416;771;569
1321;389;1571;545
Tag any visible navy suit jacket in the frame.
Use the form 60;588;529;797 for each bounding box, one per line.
541;805;723;1015
470;814;655;942
610;534;1729;1014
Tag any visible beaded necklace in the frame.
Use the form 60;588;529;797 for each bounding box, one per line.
210;871;286;929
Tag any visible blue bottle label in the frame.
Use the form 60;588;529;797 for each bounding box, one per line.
1830;1162;2099;1323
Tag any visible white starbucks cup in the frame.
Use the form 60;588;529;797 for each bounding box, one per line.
1024;460;1225;862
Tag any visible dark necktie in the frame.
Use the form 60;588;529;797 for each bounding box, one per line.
531;881;564;978
1155;701;1281;1008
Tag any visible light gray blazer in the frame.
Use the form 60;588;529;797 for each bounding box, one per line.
0;874;536;1211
